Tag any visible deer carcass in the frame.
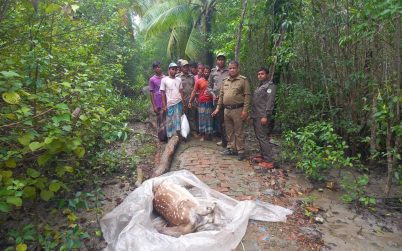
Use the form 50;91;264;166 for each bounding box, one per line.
153;181;216;237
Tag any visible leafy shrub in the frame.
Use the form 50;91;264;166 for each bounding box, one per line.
283;121;356;180
276;84;326;131
340;174;376;206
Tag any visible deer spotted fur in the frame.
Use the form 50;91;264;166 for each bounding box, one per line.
153;181;216;237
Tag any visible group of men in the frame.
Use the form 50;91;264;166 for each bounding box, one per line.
148;54;277;168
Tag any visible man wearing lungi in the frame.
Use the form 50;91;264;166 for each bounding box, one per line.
160;62;185;138
148;61;167;142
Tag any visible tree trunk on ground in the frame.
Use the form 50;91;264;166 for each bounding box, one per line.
235;0;248;62
152;136;180;178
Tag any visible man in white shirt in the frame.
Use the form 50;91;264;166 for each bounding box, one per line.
160;62;185;138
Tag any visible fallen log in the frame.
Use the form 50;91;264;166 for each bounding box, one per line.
151;136;180;178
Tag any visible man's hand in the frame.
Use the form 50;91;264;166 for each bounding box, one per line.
211;109;219;117
162;106;167;113
240;110;248;121
153;106;158;113
188;102;192;109
261;117;268;125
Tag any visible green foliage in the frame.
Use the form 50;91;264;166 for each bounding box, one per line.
283;121;357;180
91;149;140;175
7;224;36;246
137;0;214;60
0;0;136;208
276;84;326;130
341;174;376;207
4;187;104;250
59;225;90;251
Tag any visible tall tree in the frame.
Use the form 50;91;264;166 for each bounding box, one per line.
234;0;247;62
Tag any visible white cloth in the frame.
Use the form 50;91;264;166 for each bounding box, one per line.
160;76;183;107
101;170;292;251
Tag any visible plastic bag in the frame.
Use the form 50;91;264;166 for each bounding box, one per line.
101;170;292;251
181;114;190;138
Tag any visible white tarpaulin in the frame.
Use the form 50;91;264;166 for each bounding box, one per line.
101;170;292;251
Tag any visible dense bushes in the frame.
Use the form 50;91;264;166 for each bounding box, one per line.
283;122;356;180
0;0;137;214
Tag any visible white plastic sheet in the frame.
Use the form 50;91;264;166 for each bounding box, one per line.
101;170;292;251
180;114;190;138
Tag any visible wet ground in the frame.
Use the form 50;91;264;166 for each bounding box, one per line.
166;124;402;251
79;122;402;250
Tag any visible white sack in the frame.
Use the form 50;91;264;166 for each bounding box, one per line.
181;114;190;138
100;170;292;251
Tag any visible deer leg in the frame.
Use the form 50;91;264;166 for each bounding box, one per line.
159;223;195;237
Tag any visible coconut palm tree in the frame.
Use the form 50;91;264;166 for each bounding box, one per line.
133;0;216;62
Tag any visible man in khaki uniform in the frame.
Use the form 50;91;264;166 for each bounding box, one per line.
208;53;229;147
251;67;277;169
177;60;197;132
212;61;251;161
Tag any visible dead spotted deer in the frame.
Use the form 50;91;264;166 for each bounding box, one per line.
153;181;217;237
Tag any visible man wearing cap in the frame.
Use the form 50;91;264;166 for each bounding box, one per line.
208;53;229;147
149;61;167;142
212;61;251;161
177;60;197;133
160;63;185;138
251;67;277;168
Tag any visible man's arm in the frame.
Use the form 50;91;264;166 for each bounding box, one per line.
149;79;158;113
188;80;198;108
149;92;157;113
241;78;251;120
212;83;224;117
160;78;167;112
265;83;277;116
161;91;167;112
207;69;214;89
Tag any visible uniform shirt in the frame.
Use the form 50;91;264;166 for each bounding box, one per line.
217;74;251;112
148;74;165;109
251;80;277;118
160;76;183;107
177;72;194;103
194;78;212;103
207;66;229;97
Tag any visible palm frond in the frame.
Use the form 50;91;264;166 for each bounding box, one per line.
167;28;177;59
185;27;204;60
140;3;193;37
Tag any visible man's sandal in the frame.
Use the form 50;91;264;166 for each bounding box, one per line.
250;155;264;163
258;161;274;169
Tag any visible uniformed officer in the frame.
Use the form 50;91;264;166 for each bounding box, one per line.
208;53;229;147
212;61;251;161
250;67;277;168
177;60;197;132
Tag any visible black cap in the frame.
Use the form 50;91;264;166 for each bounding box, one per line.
152;61;161;68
